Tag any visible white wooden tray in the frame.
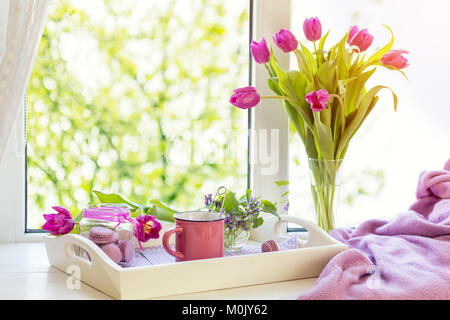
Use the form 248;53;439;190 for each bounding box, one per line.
43;215;347;299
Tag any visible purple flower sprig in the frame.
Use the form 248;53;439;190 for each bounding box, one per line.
204;194;213;206
205;189;279;232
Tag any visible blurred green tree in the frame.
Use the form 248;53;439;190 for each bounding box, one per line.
27;0;248;227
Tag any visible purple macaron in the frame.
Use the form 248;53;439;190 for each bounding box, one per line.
88;226;119;244
261;240;279;252
118;240;134;263
100;243;122;264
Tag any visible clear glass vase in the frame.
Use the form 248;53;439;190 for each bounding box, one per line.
308;158;344;233
224;226;252;252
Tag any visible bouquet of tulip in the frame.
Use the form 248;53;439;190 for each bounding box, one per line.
230;17;409;232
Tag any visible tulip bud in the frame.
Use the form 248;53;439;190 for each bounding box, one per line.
348;28;373;52
305;89;330;112
303;17;322;42
381;50;409;69
230;86;260;109
273;29;298;53
251;37;270;64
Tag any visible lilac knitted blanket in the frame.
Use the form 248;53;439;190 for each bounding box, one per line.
298;159;450;300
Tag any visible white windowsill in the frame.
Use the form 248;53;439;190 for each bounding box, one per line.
0;242;317;300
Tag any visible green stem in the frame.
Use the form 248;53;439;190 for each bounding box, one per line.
260;95;298;105
309;160;341;233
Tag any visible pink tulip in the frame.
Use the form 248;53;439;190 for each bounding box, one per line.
348;28;373;52
303;17;322;42
305;89;330;112
229;86;260;109
381;50;409;69
42;206;75;235
347;25;359;44
251;37;270;64
273;29;298;53
135;215;162;242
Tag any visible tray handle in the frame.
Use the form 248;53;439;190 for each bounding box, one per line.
45;234;122;271
274;215;337;247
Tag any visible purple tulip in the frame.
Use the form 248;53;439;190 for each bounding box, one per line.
348;28;374;52
303;17;322;41
305;89;330;112
42;206;75;235
381;50;410;69
135;215;162;242
229;86;260;109
251;37;270;64
273;29;298;53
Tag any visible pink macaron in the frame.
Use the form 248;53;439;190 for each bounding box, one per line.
88;226;119;244
261;240;279;252
118;240;134;263
100;243;122;264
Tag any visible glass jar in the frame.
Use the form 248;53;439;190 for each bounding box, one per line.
224;226;252;252
79;205;135;266
224;215;253;252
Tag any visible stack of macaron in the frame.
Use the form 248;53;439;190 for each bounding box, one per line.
88;226;134;264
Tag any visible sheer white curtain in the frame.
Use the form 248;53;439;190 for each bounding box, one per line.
0;0;50;161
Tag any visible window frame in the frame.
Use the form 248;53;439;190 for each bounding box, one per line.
0;0;292;242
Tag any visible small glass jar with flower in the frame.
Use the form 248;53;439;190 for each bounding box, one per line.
204;189;280;252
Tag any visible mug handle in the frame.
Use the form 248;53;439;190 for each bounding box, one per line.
162;227;184;260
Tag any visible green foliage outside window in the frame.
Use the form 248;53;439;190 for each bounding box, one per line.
27;0;249;228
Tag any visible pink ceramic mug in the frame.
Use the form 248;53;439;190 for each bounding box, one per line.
162;211;225;262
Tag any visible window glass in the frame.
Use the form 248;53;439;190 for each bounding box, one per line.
289;0;450;226
27;0;249;229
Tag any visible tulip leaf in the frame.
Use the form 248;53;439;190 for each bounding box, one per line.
344;68;376;115
313;112;334;160
337;77;357;95
269;76;307;139
380;64;410;81
305;129;318;159
268;77;282;96
93;190;177;222
270;54;314;130
294;49;313;81
316;30;330;65
93;190;142;209
299;41;318;73
336;33;350;80
316;60;337;93
284;100;306;140
146;199;177;222
337;85;397;157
